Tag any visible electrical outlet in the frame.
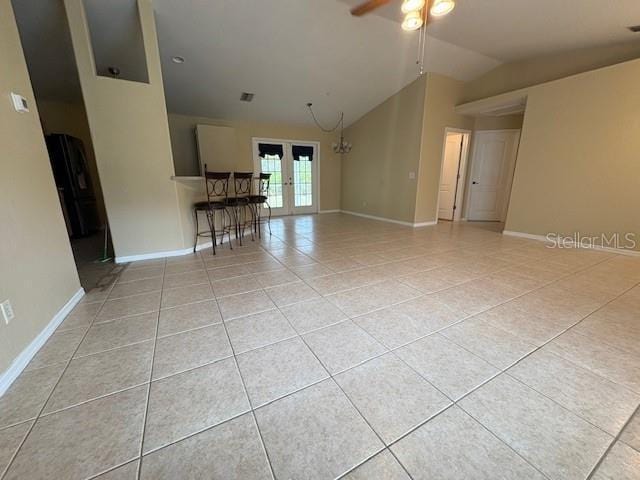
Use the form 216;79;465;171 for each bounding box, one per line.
1;300;15;325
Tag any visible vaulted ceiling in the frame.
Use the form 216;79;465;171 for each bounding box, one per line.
12;0;640;126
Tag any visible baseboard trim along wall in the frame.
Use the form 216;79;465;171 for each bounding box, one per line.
115;241;214;264
503;230;640;257
341;210;437;228
414;220;439;228
117;210;440;263
0;287;85;397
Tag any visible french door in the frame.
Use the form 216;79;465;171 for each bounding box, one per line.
252;138;319;216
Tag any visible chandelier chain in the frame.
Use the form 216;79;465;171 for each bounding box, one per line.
306;103;344;133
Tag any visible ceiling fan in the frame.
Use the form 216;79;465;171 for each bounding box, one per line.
350;0;455;31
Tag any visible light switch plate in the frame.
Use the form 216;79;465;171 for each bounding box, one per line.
1;300;15;324
10;92;29;113
408;172;416;179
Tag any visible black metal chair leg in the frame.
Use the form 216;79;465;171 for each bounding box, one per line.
225;209;233;250
266;202;272;236
206;211;217;255
256;205;261;239
236;206;243;246
246;205;255;242
193;208;199;253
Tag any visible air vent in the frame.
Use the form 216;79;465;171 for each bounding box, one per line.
628;25;640;32
240;92;255;102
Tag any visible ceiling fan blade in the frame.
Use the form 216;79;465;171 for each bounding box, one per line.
350;0;391;16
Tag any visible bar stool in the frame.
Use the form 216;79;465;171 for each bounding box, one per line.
193;168;233;255
249;173;272;238
226;172;254;246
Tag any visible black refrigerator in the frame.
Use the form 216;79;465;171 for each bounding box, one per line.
46;134;100;237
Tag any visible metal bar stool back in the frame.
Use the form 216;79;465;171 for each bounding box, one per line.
228;172;255;245
194;167;232;255
249;173;272;238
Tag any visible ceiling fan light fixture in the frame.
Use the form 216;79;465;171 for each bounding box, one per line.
401;11;423;31
430;0;455;17
401;0;425;14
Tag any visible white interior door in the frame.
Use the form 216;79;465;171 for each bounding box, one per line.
253;139;319;216
467;130;520;221
438;133;463;220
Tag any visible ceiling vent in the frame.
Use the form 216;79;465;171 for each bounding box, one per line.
627;25;640;32
240;92;255;102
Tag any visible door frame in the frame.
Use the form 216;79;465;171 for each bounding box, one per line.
251;137;321;215
464;129;521;222
436;127;472;223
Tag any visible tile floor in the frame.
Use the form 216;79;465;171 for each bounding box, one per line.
1;213;639;479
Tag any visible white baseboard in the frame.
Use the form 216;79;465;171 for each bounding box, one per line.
503;230;640;257
341;210;437;228
341;210;414;227
116;209;436;263
414;221;438;228
502;230;550;242
0;287;85;397
115;241;214;264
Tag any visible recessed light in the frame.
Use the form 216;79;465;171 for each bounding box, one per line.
171;56;185;64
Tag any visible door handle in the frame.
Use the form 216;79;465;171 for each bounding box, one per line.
472;181;478;184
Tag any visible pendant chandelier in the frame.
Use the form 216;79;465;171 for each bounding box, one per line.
306;103;352;154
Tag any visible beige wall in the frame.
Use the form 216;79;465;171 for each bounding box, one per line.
168;114;342;211
473;114;524;131
65;0;184;259
505;59;640;251
0;0;81;374
37;99;107;225
339;73;476;224
464;41;640;103
342;77;426;223
414;73;474;223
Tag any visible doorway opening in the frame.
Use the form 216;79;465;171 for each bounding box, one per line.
12;0;117;291
252;138;320;216
464;129;521;228
437;129;471;222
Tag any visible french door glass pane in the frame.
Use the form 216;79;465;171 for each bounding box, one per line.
260;154;284;208
293;155;312;207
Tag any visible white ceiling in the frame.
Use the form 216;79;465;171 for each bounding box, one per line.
341;0;640;61
12;0;640;126
154;0;500;126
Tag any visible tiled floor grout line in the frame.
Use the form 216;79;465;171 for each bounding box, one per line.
454;402;555;480
263;292;418;480
198;251;278;480
18;244;628;477
331;254;625;478
442;276;640;480
567;322;640;361
134;257;168;480
5;220;636;479
0;281;117;480
585;403;640;480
